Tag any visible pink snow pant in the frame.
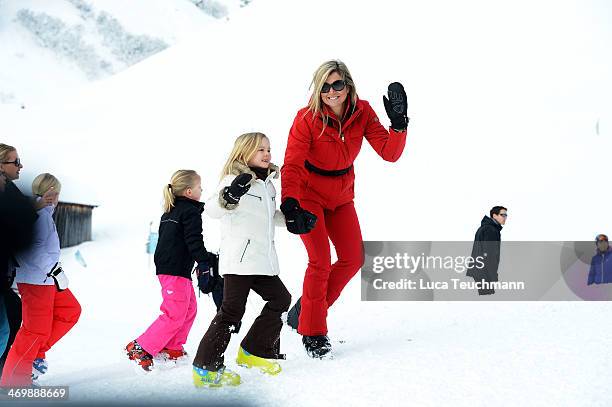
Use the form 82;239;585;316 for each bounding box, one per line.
137;275;197;356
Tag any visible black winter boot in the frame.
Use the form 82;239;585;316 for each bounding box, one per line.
302;335;332;359
286;297;301;330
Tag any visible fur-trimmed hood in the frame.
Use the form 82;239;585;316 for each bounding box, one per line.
227;161;279;184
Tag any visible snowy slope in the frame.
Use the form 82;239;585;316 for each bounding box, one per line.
4;0;612;240
1;0;612;405
42;237;612;406
0;0;248;105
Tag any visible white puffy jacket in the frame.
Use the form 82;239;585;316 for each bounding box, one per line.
206;162;285;276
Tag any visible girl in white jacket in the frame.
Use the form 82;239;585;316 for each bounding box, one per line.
192;132;291;388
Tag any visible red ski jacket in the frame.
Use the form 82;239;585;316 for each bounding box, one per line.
281;98;407;204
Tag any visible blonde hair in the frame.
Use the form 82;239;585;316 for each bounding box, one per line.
163;170;200;213
220;132;268;181
0;143;16;163
307;60;358;124
32;173;61;196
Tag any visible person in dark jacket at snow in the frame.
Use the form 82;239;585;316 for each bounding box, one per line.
0;172;13;359
587;234;612;285
466;206;507;295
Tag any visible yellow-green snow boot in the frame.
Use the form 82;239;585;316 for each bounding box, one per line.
236;346;281;375
192;365;240;388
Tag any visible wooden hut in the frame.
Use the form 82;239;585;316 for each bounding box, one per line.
15;174;98;249
53;201;97;248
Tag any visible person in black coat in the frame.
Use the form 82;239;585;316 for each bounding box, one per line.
0;179;36;361
466;206;508;295
0;175;35;363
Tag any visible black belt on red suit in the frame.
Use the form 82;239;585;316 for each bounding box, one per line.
304;160;353;176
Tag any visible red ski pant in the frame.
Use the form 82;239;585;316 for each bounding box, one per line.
298;199;364;336
1;284;81;387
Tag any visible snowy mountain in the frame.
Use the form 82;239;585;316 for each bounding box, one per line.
0;0;249;105
4;0;611;240
1;0;612;405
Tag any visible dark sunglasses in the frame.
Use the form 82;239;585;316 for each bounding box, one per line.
1;158;21;167
499;213;508;218
321;80;346;93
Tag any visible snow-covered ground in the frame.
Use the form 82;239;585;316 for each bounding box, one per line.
44;238;612;406
2;0;612;405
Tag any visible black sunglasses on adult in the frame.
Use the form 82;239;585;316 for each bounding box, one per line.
321;80;346;93
1;158;21;167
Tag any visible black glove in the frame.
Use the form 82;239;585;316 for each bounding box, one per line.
280;197;317;235
383;82;409;131
198;257;210;273
195;260;212;294
223;173;253;205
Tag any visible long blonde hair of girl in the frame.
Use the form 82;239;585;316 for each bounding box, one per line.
219;132;268;181
307;60;358;124
32;173;62;196
163;170;200;213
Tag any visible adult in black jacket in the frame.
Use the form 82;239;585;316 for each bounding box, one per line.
0;179;36;366
0;181;37;283
466;206;508;295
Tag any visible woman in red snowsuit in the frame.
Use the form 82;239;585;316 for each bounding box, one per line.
280;60;408;358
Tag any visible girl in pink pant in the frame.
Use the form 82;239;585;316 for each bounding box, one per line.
125;170;212;372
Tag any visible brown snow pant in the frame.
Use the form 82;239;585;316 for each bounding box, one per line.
193;274;291;371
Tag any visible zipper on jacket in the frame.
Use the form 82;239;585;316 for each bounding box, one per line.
240;239;251;263
245;193;262;201
602;254;606;284
336;118;346;143
323;115;347;143
262;180;275;272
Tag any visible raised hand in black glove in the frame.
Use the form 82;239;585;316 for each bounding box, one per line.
280;197;317;235
223;173;253;205
383;82;409;131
